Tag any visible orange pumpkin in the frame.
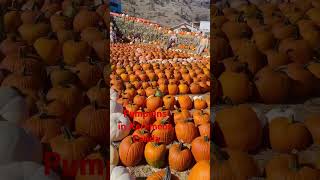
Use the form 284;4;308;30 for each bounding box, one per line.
191;136;210;162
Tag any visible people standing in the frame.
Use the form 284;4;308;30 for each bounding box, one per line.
110;27;116;43
166;32;178;50
196;34;209;55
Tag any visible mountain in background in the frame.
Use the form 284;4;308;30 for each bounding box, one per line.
121;0;210;27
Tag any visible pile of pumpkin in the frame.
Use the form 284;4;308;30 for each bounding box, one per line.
213;103;320;179
0;0;130;179
110;85;211;179
111;43;208;65
110;60;210;97
212;0;320;105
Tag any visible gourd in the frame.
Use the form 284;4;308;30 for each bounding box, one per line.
0;87;29;125
0;161;60;180
110;166;135;180
0;120;42;165
111;100;123;113
110;113;131;142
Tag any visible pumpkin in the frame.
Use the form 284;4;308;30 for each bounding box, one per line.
110;166;135;180
175;119;199;143
74;59;103;89
266;154;320;179
92;39;108;61
18;23;50;45
62;40;91;65
46;84;84;116
80;27;104;46
168;143;192;171
168;82;178;95
199;123;211;139
254;66;291;104
75;148;108;180
265;49;290;68
191;136;210;162
269;117;312;153
132;94;145;108
144;142;167;168
188;160;210;180
110;113;131;142
110;144;119;166
75;102;109;144
212;144;259;180
177;95;193;110
214;105;262;151
173;109;191;124
151;119;175;145
23;113;62;143
193;110;210;126
146;166;179;180
193;96;207;110
163;95;175;110
219;71;253;104
279;39;313;64
253;30;276;51
0;87;29;125
285;63;316;100
49;65;78;86
146;90;163;112
73;9;101;32
133;109;154;126
119;135;145;167
304;114;320;144
236;42;265;74
4;10;22;33
190;83;202;94
87;80;108;106
307;61;320;79
0;120;42;165
50;127;96;162
0;162;60;180
33;36;62;65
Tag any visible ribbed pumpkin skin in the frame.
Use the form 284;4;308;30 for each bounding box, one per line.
75;105;109;144
188;160;210;180
144;142;167;168
119;136;145;167
151;121;175;145
175;121;199;143
198;123;211;139
146;170;179;180
191;136;210;162
23;114;62;143
168;144;192;171
213;150;259;180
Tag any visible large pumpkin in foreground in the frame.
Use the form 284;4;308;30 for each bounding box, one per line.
214;104;263;151
188;160;210;180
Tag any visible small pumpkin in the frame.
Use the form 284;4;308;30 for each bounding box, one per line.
146;90;163;112
119;135;145;167
75;102;109;145
269;117;312;153
49;127;96;162
177;95;193;110
144;142;167;168
191;136;210;162
175;119;199;143
168;143;192;172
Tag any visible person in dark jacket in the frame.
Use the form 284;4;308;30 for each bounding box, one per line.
166;32;178;50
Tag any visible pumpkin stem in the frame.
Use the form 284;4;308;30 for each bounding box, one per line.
163;166;171;180
61;126;74;140
155;89;163;97
178;142;184;150
289;149;300;171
